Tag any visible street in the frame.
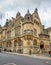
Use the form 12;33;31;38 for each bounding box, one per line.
0;52;51;65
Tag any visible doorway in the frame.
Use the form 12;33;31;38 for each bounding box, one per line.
40;44;44;49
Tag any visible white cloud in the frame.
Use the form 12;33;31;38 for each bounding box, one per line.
0;0;51;28
39;8;51;28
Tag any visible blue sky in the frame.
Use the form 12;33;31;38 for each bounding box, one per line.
0;0;51;28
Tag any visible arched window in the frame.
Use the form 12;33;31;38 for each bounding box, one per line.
6;42;9;47
17;40;23;53
18;39;23;46
33;39;37;46
14;40;17;47
0;43;2;47
15;27;21;36
9;41;11;47
7;41;11;47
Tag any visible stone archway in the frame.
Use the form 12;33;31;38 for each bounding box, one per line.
14;40;17;52
6;42;9;47
40;44;44;49
40;41;44;49
33;39;38;53
9;41;11;47
17;39;23;46
33;39;37;47
14;40;17;47
29;50;31;55
0;42;2;47
17;39;23;54
40;41;45;53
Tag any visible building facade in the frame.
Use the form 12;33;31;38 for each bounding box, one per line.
0;8;51;54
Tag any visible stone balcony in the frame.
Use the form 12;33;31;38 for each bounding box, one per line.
23;29;33;36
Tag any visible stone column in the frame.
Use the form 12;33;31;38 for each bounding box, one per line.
23;39;28;54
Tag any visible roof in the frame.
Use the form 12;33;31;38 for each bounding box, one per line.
39;33;50;37
25;9;31;17
46;27;51;31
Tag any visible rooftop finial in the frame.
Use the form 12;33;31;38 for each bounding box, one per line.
35;8;38;12
25;9;31;17
17;11;20;15
27;9;30;14
16;11;21;18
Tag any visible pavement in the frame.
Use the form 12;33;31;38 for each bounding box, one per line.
5;52;51;60
0;52;51;65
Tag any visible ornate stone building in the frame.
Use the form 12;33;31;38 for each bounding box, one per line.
0;8;51;54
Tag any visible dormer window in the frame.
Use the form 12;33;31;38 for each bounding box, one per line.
28;17;29;19
27;17;30;21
